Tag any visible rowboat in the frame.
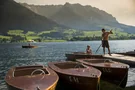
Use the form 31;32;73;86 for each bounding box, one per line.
65;52;103;61
77;59;129;88
22;39;37;48
22;45;37;48
48;61;101;90
5;65;59;90
117;50;135;56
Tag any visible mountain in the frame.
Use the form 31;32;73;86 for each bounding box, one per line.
50;3;120;30
50;3;90;30
0;0;65;34
21;2;135;33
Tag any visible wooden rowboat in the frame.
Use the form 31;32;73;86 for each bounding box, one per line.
5;65;59;90
48;61;101;90
117;50;135;57
65;52;103;61
77;59;129;88
22;45;37;48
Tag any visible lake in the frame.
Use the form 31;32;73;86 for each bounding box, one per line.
0;40;135;89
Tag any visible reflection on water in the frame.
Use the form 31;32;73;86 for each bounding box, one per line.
0;40;135;89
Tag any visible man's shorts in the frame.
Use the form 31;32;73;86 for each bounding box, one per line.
102;40;109;48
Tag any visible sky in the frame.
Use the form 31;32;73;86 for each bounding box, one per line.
14;0;135;26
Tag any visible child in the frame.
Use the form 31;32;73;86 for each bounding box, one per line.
86;45;92;54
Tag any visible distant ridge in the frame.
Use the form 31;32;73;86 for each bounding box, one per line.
0;0;65;34
21;2;135;33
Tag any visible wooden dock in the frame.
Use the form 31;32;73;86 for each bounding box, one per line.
104;54;135;67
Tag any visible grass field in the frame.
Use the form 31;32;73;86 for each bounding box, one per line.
0;29;135;42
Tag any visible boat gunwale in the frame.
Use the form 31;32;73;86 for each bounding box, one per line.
76;59;130;69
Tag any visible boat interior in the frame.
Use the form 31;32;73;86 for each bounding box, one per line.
13;66;49;77
54;63;86;69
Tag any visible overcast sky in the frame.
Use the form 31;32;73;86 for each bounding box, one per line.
14;0;135;26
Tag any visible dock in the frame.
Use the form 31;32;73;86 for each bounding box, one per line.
104;54;135;67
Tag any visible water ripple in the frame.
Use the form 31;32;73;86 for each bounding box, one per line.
1;41;135;89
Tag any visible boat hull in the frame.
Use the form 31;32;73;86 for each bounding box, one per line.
22;45;37;48
65;52;103;61
5;65;59;90
48;61;101;90
92;65;128;88
56;71;100;90
77;59;129;88
6;82;57;90
117;52;135;57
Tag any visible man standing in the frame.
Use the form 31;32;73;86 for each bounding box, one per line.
101;28;113;56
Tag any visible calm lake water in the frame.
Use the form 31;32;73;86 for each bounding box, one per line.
0;40;135;89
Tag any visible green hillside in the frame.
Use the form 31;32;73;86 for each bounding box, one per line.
0;0;65;34
1;29;135;43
